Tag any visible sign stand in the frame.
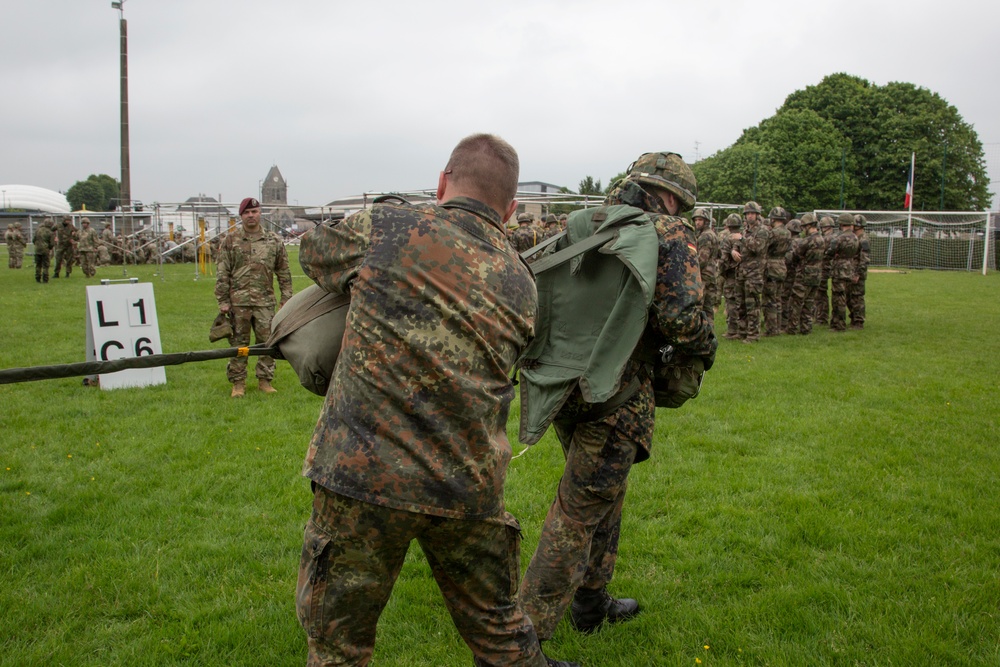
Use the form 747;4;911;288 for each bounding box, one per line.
85;278;167;389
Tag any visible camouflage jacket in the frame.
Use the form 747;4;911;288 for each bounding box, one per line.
56;224;78;249
737;221;770;282
696;226;720;284
855;230;870;279
299;197;537;520
718;228;740;278
766;225;791;280
214;226;292;308
100;228;116;247
79;227;99;252
32;225;54;254
820;229;837;280
826;229;860;281
5;228;26;251
509;224;543;256
794;230;826;286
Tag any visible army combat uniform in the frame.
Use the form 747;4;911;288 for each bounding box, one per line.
847;217;870;329
762;210;791;337
518;167;717;642
214;225;292;384
737;213;769;342
78;220;99;277
53;218;78;278
32;222;54;282
695;214;721;323
5;223;26;268
296;197;545;667
825;214;860;332
785;215;825;335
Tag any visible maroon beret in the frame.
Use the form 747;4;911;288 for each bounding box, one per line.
239;197;260;215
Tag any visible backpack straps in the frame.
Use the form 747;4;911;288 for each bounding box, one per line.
526;227;619;275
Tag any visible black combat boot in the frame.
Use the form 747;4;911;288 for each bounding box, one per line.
544;653;580;667
570;587;640;634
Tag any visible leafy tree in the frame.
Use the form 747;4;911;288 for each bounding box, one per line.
578;176;602;196
692;73;991;212
66;174;120;211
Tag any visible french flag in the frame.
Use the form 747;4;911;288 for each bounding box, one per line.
904;152;915;210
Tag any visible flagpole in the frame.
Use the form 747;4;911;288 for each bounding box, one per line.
906;152;915;238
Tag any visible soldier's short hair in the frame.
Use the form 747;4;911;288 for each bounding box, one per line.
444;133;519;214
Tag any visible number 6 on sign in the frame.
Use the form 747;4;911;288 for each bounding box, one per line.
85;282;167;389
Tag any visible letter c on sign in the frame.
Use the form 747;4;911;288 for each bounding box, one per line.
100;340;125;361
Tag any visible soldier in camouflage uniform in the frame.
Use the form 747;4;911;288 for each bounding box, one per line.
32;219;55;283
719;213;743;339
510;212;543;259
735;201;769;343
98;222;113;265
214;197;293;397
785;213;825;335
295;134;567;667
78;218;99;277
781;218;802;331
5;222;26;269
693;207;720;323
825;213;860;332
518;152;716;643
763;207;791;337
848;215;870;329
52;217;78;278
813;216;837;324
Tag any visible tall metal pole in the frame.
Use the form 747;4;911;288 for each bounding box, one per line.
939;141;948;211
116;2;131;214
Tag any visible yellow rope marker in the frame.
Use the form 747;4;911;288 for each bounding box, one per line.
238;347;250;357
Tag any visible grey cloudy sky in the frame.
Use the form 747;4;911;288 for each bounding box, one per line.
2;0;997;207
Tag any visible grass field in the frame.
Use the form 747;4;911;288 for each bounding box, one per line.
2;247;999;666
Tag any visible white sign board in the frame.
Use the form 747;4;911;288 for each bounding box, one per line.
85;282;167;390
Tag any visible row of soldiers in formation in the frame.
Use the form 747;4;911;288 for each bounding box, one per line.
695;202;869;341
507;211;567;253
4;217;221;282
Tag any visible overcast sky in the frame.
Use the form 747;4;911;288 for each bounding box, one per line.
2;0;998;208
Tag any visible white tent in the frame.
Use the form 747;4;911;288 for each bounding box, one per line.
0;184;71;214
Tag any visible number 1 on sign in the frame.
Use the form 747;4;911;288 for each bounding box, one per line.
130;298;148;326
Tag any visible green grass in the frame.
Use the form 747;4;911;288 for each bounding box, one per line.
2;248;999;666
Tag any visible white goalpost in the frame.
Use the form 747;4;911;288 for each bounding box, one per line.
814;210;995;275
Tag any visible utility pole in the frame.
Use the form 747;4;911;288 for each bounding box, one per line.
112;1;131;212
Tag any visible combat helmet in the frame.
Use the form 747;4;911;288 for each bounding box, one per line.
800;212;818;227
691;207;712;223
768;206;789;221
853;214;867;228
626;152;698;212
819;216;835;229
744;201;763;215
725;213;742;228
516;212;532;224
787;219;802;234
837;212;854;227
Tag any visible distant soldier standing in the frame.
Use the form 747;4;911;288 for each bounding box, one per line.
848;214;870;329
32;219;55;283
763;207;791;337
5;222;26;269
719;213;743;339
785;213;825;335
98;222;114;265
735;201;769;343
510;212;542;258
214;197;293;397
693;207;721;322
78;218;99;278
52;216;78;278
825;213;860;332
781;218;802;332
814;216;837;324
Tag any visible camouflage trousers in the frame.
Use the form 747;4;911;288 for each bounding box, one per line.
786;282;818;335
847;278;866;328
297;485;546;667
762;277;784;336
780;277;796;330
814;278;830;325
53;246;73;277
702;277;721;324
8;249;24;269
738;277;763;341
227;305;275;383
830;279;850;331
80;251;97;278
34;253;50;282
518;380;650;641
722;276;740;336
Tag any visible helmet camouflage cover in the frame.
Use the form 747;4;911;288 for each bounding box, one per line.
819;216;835;229
787;219;802;233
800;212;818;226
725;213;743;228
744;201;763;215
838;212;855;227
692;207;712;222
626;151;698;212
768;206;789;221
854;214;867;228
